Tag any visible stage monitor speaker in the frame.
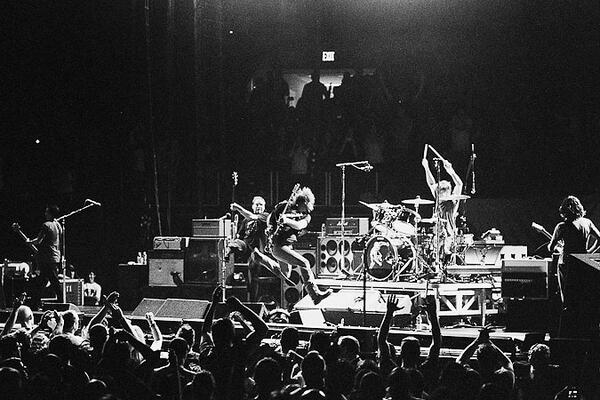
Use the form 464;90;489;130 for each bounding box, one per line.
294;289;411;328
41;302;81;313
131;298;167;317
149;250;185;287
290;309;327;326
502;259;549;299
319;236;365;277
185;238;233;284
156;298;211;320
464;245;528;267
118;263;149;311
280;249;317;309
212;301;268;320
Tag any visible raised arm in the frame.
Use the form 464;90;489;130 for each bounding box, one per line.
378;294;401;367
145;312;163;350
424;295;441;360
457;328;488;365
231;203;259;221
86;292;119;334
226;295;269;345
422;158;437;197
114;329;155;361
443;160;463;195
201;286;222;346
1;296;25;336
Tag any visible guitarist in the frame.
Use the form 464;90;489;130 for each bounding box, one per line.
252;187;332;304
229;196;269;301
26;205;64;306
548;196;600;337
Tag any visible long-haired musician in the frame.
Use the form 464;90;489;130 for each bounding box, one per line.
422;155;463;258
252;187;332;304
548;195;600;309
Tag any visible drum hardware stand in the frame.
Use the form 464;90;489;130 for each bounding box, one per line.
56;199;100;303
432;158;448;283
335;161;373;326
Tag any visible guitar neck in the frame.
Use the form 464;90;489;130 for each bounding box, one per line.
14;228;38;254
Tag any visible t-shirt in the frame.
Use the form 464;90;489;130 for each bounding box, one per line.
268;202;310;247
83;282;101;301
199;342;247;400
238;212;269;252
554;217;594;264
38;220;62;263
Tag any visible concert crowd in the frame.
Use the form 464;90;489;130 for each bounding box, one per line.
1;286;595;400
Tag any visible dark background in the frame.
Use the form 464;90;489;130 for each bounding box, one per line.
1;0;599;293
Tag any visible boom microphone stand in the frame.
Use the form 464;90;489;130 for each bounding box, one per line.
56;199;100;303
335;160;372;326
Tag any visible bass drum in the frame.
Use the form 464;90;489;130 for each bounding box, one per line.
364;235;415;281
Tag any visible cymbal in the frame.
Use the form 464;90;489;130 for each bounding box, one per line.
420;217;448;224
439;194;471;201
401;197;434;205
358;200;402;210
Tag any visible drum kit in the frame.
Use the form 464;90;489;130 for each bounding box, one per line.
357;194;471;282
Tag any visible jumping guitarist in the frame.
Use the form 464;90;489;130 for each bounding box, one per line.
25;205;64;306
251;186;332;304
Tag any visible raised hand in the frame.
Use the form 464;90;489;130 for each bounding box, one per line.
225;295;242;311
211;285;223;303
442;159;453;171
423;294;438;315
477;326;491;344
421;158;429;169
145;312;156;326
386;294;401;313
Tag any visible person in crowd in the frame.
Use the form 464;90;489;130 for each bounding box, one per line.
253;357;283;400
83;272;102;306
338;335;362;370
153;337;197;400
457;327;515;395
199;285;269;400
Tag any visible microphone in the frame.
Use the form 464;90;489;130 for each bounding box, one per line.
85;199;101;207
471;144;476;195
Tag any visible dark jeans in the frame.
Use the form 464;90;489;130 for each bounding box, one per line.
34;262;63;305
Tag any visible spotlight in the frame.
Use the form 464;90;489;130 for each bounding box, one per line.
35;139;40;144
228;30;234;35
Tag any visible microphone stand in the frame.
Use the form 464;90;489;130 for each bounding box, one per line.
335;160;372;325
56;201;99;303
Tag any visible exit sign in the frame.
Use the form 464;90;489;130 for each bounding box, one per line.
322;51;335;62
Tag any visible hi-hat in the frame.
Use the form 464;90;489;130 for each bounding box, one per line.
420;217;448;224
439;194;471;201
359;200;403;210
402;197;434;205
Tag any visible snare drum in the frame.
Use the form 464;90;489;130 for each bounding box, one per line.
364;235;415;280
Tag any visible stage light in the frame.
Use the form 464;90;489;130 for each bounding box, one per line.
228;30;234;35
35;139;40;144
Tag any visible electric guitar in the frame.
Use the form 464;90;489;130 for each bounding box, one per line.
265;183;300;253
531;222;563;254
11;223;39;255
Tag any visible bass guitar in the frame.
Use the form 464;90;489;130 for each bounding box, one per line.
265;183;300;253
531;222;563;254
11;223;39;255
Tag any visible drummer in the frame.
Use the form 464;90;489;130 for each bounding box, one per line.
421;153;463;256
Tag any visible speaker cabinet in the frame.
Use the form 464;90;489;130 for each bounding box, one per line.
185;238;234;284
149;250;185;287
280;249;317;309
319;236;364;276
